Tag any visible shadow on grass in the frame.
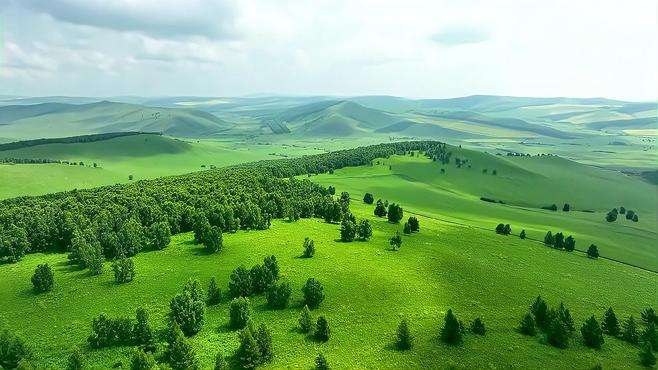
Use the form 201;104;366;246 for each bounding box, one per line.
216;323;235;334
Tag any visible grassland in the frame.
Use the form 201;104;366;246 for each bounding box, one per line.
0;200;655;369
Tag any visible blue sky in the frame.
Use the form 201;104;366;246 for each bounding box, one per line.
0;0;656;100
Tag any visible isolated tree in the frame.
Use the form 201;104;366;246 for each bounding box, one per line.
544;231;554;246
167;322;198;370
403;222;412;235
587;244;599;259
299;305;314;333
389;231;402;251
315;316;330;342
471;318;486;335
255;323;273;363
440;309;463;345
228;266;253;298
31;264;54;293
203;226;222;254
207;277;222;306
229;297;251;329
131;349;157;370
148;221;171;250
396;319;413;350
387;203;404;223
408;217;419;232
633;214;639;222
622;316;640;344
519;229;526;239
563;203;570;212
519;312;537;336
374;199;388;217
66;347;85;370
340;219;356;242
315;353;329;370
639;342;656;367
112;257;135;284
581;316;604;349
602;307;621;337
266;281;292;309
363;193;374;204
564;235;575;252
303;237;315;258
530;296;550;331
302;278;325;309
133;307;154;347
357;220;373;240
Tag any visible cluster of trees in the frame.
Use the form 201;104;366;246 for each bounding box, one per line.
227;255;280;299
439;309;486;346
236;321;274;369
87;307;154;349
0;157;62;164
403;216;419;235
0;132;149;151
1;140;446;265
495;223;511;235
518;296;578;349
298;305;330;342
607;207;639;222
340;215;372;242
543;231;576;251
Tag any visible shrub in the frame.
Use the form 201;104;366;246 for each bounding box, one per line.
230;297;251;329
389;232;402;251
471;318;486;335
167;322;198;370
519;229;526;239
302;278;325;309
581;316;604;349
87;313;134;348
303;237;315;258
31;264;54;293
207;277;222;306
66;347;85;370
130;348;157;370
315;353;329;370
266;281;292;309
203;226;223;254
440;309;462;345
602;307;620;336
519;312;537;336
299;305;313;333
403;222;411;235
396;319;413;350
0;329;30;369
112;257;135;284
228;266;253;298
315;316;330;342
363;193;374;204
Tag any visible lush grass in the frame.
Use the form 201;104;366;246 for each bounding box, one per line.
0;201;655;369
311;151;658;271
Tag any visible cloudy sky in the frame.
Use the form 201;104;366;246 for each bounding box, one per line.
0;0;656;100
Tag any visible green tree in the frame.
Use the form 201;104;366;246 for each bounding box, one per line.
130;349;157;370
229;297;251;329
255;323;273;363
169;281;205;336
112;257;135;284
389;231;402;251
228;266;253;298
387;203;404;223
315;316;330;342
203;226;223;254
396;319;413;350
642;322;658;349
440;309;462;345
299;305;313;333
303;237;315;258
363;193;374;204
639;342;656;367
315;353;329;370
340;219;356;242
66;347;85;370
530;296;550;331
31;264;54;293
602;307;621;337
0;329;30;369
148;221;171;250
237;327;260;369
167;322;198;370
544;231;554;246
207;277;222;306
302;278;325;309
519;312;537;336
0;224;29;263
564;235;576;252
471;318;486;335
587;244;599;259
374;199;387;217
118;218;144;257
214;351;227;370
581;316;604;349
403;222;412;235
266;281;292;309
554;232;565;249
623;316;640;344
408;216;420;232
519;229;526;239
641;308;657;326
132;307;153;347
547;318;569;348
357;220;373;241
192;211;211;244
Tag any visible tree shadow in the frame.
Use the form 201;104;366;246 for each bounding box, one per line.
217;323;235;334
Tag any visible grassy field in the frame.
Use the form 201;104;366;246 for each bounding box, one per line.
311;151;658;272
0;200;655;369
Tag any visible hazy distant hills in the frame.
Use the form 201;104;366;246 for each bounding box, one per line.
0;94;654;141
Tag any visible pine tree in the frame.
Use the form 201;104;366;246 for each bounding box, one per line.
339;219;356;242
557;303;575;334
299;305;313;333
564;235;575;252
207;277;222;306
519;229;526;239
315;353;329;370
471;317;486;335
642;322;658;349
587;244;599;259
544;231;554;246
133;307;154;347
357;220;373;241
31;264;54;293
403;222;411;235
302;278;325;309
303;237;315;258
547;318;569;348
519;312;537;336
396;319;413;350
639;342;656;367
622;316;640;344
167;322;198;370
229;297;251;329
237;327;261;369
641;308;658;326
440;309;462;345
602;307;621;337
315;316;330;342
255;323;273;364
389;231;402;251
530;296;550;331
581;316;605;349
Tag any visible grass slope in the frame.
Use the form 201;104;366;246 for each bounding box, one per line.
0;203;654;368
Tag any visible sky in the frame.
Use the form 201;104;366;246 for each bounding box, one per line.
0;0;656;100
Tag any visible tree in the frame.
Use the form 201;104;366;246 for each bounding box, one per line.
564;235;575;252
374;199;387;217
519;229;526;239
554;232;564;249
214;351;227;370
403;222;412;235
363;193;374;204
602;307;621;337
148;221;170;250
547;318;569;348
557;303;575;334
623;316;640;344
503;224;511;235
118;218;144;257
340;219;356;242
0;329;30;369
228;266;252;298
356;220;372;241
633;214;639;222
639;342;656;367
31;264;54;293
327;186;335;195
266;281;292;309
519;312;537;336
544;231;554;246
255;323;273;363
229;297;251;329
389;231;402;251
302;278;325;309
581;316;604;349
203;226;222;254
167;322;198;370
471;318;486;335
563;203;570;212
440;309;462;345
0;224;29;263
237;327;260;370
387;203;403;223
192;211;211;245
408;217;419;232
396;319;413;350
587;244;599;259
315;353;329;370
530;296;550;331
642;308;658;326
299;305;313;333
112;257;135;284
169;280;205;336
315;316;330;342
207;277;222;306
133;307;154;347
131;349;157;370
66;347;85;370
642;322;658;349
303;237;315;258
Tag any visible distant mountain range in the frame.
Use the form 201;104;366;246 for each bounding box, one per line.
0;95;654;141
